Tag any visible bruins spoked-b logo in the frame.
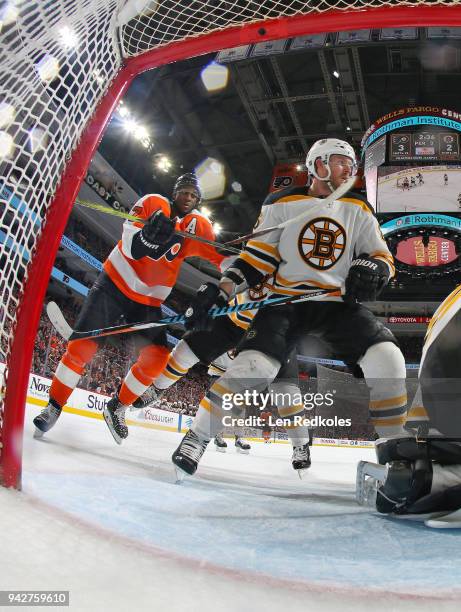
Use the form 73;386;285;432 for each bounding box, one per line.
298;217;346;269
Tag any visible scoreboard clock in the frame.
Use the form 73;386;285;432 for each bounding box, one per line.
389;129;460;161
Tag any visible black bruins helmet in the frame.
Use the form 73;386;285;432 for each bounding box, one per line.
172;173;202;204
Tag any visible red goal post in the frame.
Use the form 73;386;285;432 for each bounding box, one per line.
1;1;461;489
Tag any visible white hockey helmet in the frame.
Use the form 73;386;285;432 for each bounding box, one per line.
306;138;357;181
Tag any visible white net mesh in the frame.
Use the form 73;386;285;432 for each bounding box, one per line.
0;1;121;469
119;0;460;57
0;0;459;484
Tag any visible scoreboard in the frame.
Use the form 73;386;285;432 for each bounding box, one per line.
389;130;460;162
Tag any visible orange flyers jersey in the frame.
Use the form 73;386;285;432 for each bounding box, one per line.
104;193;224;306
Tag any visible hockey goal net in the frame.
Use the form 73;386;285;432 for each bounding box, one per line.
1;0;460;488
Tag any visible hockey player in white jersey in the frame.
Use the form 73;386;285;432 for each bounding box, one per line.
173;138;407;477
357;284;461;526
208;353;252;454
137;276;311;470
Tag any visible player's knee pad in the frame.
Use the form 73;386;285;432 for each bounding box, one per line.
269;381;302;416
360;341;406;379
270;380;300;398
169;340;200;368
223;350;280;384
65;338;99;371
137;344;170;378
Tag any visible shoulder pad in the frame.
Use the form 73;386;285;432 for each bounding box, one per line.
262;185;310;206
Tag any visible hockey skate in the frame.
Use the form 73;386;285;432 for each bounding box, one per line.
33;399;62;438
292;443;311;478
172;430;209;481
214;433;227;453
235;436;251;454
103;396;128;445
131;384;160;410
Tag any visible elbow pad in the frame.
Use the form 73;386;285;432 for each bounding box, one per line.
220;267;248;298
228;258;266;288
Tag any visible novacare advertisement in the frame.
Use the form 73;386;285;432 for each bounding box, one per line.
0;363;179;432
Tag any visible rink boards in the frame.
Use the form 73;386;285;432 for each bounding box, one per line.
0;362;374;449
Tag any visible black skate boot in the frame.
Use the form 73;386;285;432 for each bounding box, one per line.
33;399;62;438
235;436;251;454
292;443;311;476
172;430;209;479
131;384;160;410
103;396;128;445
214;432;227;453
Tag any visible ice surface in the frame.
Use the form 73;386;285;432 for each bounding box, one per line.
1;406;461;611
378;168;461;213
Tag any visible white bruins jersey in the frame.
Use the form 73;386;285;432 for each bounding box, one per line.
239;188;394;301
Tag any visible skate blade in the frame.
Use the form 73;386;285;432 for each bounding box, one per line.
102;409;122;445
236;448;249;454
33;427;45;439
296;466;310;479
174;466;187;484
215;447;226;453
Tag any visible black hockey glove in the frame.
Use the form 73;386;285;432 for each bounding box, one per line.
184;282;229;332
344;254;389;304
140;210;176;246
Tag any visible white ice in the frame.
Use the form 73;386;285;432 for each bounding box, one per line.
2;406;461;612
377;167;461;213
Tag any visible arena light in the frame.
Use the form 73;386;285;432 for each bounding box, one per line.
28;126;49;153
0;2;19;30
59;25;79;49
133;124;149;142
123;117;138;133
200;61;229;92
0;102;16;128
195;157;226;199
295;164;304;171
213;222;222;235
199;206;211;218
231;181;242;192
333;70;340;78
92;69;105;85
118;103;130;118
36;54;60;83
0;131;14;159
156;155;171;173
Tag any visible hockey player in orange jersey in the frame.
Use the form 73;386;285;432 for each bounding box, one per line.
34;174;225;444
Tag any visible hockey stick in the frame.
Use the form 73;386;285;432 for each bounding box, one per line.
47;288;335;341
74;198;242;255
223;176;356;246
